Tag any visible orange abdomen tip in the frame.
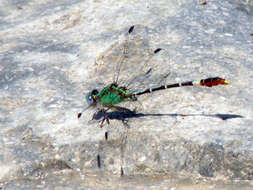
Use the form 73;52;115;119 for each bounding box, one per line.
201;77;229;87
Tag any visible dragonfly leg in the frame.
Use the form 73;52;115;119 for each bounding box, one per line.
90;107;111;128
99;108;110;128
90;107;109;128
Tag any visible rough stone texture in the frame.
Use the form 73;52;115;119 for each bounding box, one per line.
0;0;253;189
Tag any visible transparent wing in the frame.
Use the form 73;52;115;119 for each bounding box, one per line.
92;25;170;94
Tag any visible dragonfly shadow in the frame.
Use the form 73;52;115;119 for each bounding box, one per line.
93;106;244;127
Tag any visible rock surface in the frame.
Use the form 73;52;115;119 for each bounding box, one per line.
0;0;253;189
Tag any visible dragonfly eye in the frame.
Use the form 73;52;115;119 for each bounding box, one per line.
91;89;98;96
85;89;98;105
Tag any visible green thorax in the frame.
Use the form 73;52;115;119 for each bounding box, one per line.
96;83;137;106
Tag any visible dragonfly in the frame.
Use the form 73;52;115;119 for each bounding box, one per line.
78;25;229;128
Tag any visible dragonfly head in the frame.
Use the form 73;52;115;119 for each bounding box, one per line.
86;89;99;106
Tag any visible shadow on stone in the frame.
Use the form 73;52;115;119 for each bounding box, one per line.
92;106;244;126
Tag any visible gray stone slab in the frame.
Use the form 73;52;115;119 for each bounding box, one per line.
0;0;252;189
